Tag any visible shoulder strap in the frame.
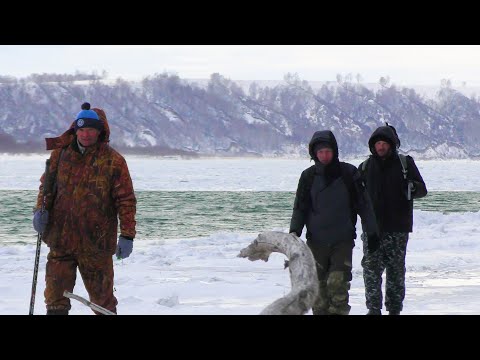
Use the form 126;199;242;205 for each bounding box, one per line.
340;163;357;201
361;158;369;172
51;146;66;173
298;166;316;207
362;155;408;180
59;147;66;162
340;162;355;176
305;165;316;191
52;147;67;195
398;154;408;180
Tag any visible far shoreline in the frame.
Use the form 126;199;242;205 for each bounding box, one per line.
1;152;479;161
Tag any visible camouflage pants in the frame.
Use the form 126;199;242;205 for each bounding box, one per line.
307;240;354;315
44;249;118;314
361;232;409;312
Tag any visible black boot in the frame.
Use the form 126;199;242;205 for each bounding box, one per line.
312;307;330;315
388;310;401;315
46;308;69;315
366;309;382;315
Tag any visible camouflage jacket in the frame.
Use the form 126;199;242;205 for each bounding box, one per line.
36;108;136;254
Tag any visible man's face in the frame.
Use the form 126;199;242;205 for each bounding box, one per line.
316;148;334;165
77;127;100;147
375;140;391;159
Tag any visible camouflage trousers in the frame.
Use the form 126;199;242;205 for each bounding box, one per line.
307;240;354;315
361;232;409;312
44;249;118;315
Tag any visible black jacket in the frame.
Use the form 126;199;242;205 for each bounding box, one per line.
359;126;427;234
289;130;378;245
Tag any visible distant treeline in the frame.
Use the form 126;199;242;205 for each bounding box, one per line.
1;71;479;157
0;71;106;84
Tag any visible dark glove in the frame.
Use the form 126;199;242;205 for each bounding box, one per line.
367;233;380;253
116;235;134;259
33;209;49;233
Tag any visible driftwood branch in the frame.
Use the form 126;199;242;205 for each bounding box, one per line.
238;231;319;315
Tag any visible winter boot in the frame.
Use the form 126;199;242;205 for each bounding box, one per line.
312;307;330;315
389;310;401;315
46;308;69;315
366;309;382;315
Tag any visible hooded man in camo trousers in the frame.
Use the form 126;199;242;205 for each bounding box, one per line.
359;124;427;315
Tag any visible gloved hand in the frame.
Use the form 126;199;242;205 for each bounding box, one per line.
367;233;380;253
405;181;417;200
409;181;416;193
116;235;134;259
33;209;49;233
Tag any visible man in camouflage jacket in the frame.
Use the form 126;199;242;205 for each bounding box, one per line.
34;103;136;315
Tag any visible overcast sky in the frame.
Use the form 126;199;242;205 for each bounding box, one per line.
1;45;480;86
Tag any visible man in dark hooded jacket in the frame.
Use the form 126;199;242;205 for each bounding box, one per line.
359;124;427;315
289;130;379;315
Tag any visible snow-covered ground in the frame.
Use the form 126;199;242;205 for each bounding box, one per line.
2;210;480;315
1;155;480;315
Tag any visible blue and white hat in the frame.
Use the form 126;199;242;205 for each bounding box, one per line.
74;102;103;132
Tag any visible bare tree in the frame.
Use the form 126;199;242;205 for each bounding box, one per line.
336;73;343;84
379;76;390;87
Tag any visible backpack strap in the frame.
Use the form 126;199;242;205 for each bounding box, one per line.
51;146;67;197
361;155;408;180
361;158;369;173
295;165;315;211
398;154;408;180
340;163;358;209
